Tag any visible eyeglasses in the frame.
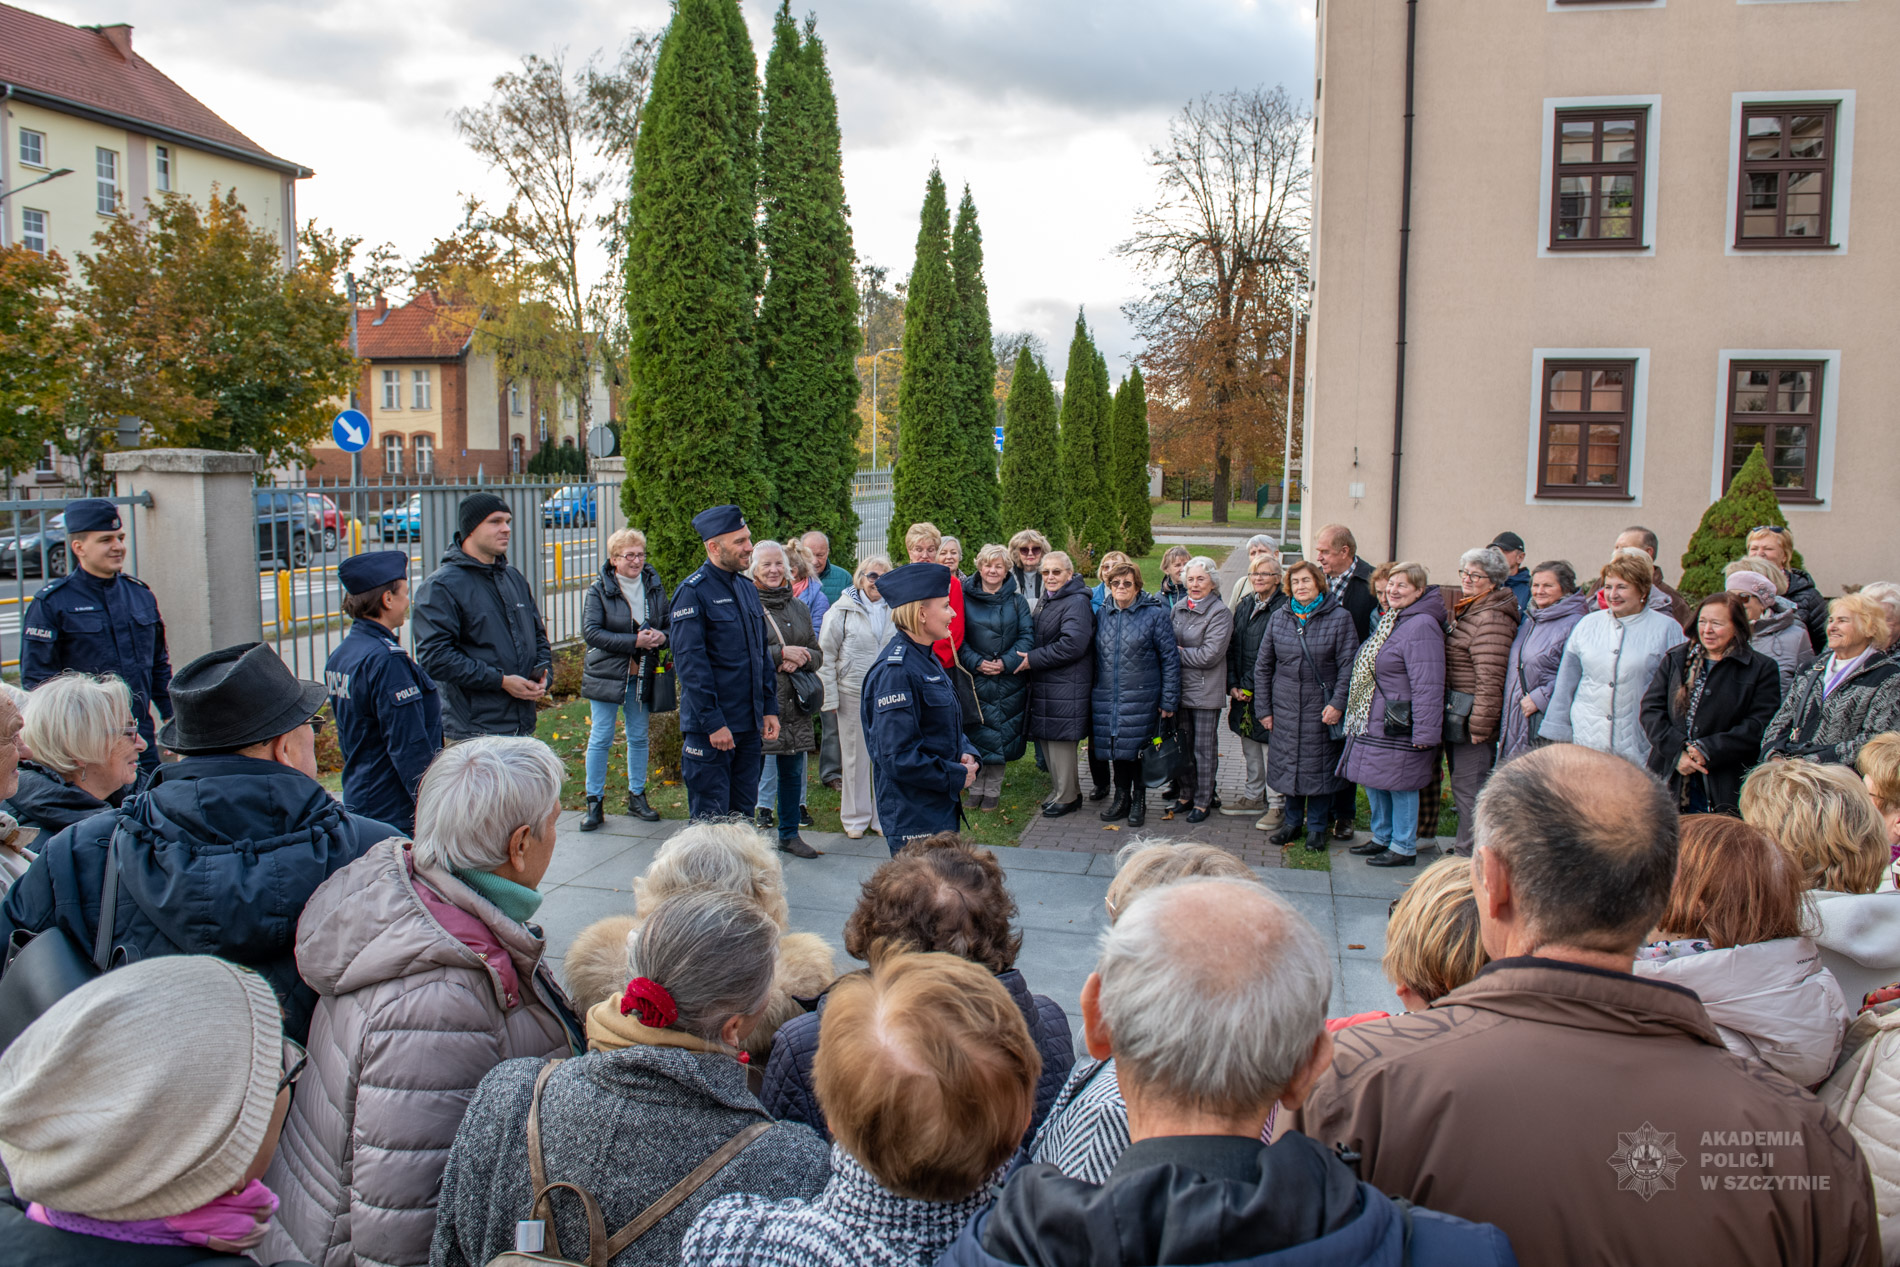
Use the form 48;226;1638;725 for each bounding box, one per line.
1039;568;1069;578
614;550;647;561
119;721;141;738
1459;569;1489;581
1018;546;1044;555
1108;579;1137;590
306;714;328;736
278;1037;307;1098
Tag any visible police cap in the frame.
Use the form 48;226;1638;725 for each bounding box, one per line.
63;499;121;535
692;505;747;541
876;562;953;609
338;549;409;594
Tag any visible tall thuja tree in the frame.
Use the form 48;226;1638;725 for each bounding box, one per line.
1680;444;1802;601
949;185;1001;547
887;167;959;559
999;346;1060;543
1114;365;1154;555
757;4;860;554
1090;348;1125;556
622;0;768;584
1055;310;1111;565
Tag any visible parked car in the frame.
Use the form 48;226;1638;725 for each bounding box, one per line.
0;510;68;578
542;485;595;528
301;492;345;551
254;490;314;570
380;493;423;541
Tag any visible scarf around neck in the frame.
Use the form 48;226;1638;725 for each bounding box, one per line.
1344;608;1400;736
1290;592;1325;619
585;996;743;1058
29;1180;279;1251
454;867;543;924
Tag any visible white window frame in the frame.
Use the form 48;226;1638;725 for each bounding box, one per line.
1726;89;1855;255
95;147;118;216
1537;95;1662;259
413;433;434;476
412;369;432;410
21;209;48;254
509;381;522;415
18;129;45;168
1548;0;1663;11
1525;347;1652;506
155;145;172;192
381;369;401;410
1708;349;1840;510
383;434;404;475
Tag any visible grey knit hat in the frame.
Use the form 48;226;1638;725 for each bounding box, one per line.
0;956;283;1221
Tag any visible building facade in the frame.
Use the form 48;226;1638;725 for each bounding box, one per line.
1303;0;1898;591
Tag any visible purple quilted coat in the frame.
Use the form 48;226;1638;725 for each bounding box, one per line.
1497;589;1591;765
1339;588;1447;792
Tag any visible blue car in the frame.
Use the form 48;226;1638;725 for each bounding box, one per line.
380;494;422;541
542;485;596;528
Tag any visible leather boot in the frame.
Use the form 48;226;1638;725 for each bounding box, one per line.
1099;790;1131;822
779;835;820;859
579;796;605;832
1127;794;1148;828
628;791;660;822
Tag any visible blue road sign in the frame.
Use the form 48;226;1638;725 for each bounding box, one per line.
332;409;370;452
993;425;1004;453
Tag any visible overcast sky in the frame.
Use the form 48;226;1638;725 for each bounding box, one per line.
31;0;1315;375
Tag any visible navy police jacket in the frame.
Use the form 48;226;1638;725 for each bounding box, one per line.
669;562;777;735
325;618;442;835
21;567;172;743
861;632;975;845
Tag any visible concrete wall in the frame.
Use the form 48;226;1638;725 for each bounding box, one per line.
1306;0;1900;590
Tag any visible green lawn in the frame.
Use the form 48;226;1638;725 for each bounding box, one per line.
1138;543;1232;594
1148;499;1296;531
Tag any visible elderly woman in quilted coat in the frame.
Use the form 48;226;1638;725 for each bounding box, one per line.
1338;565;1445;867
262;737;578;1267
1089;559;1180;830
1254;560;1359;851
959;544;1034;811
1023;554;1095;816
1440;546;1522;857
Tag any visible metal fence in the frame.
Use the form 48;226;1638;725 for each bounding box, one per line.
0;489;150;673
851;468;892;560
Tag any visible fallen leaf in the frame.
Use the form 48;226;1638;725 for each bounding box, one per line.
1103;825;1121;831
1348;944;1366;950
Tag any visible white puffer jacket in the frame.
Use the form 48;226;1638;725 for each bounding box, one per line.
817;587;891;704
1633;937;1852;1087
1539;606;1686;764
1810;889;1900;1011
1822;1004;1900;1265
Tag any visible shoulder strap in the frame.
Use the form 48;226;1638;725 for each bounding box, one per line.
93;829;122;971
524;1058;565;1248
601;1120;773;1259
1296;625;1332;697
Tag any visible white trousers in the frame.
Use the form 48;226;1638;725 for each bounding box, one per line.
836;689;881;835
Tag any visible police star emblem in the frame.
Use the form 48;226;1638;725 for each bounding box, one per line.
1608;1122;1686;1201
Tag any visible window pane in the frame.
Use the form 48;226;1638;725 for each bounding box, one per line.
1746;114;1784;160
1789;116;1828;160
1545;423;1580;485
1601;119;1638;163
1740;173;1780;237
1586;368;1625;412
1784;171;1823;237
1586;424;1622;485
1557;177;1591;239
1733;368;1771;413
1560;120;1596;164
1598;175;1635;238
1548;369;1583;412
1775;368;1815;414
1773;433;1809;481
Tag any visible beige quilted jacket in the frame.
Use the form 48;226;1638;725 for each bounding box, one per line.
1823;1006;1900;1265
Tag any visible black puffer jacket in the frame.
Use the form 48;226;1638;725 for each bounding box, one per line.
412;543;551;739
1090;594;1180;761
760;968;1074;1148
1026;577;1094;741
0;760;112;834
960;575;1034;765
1785;566;1829;654
580;561;670;706
1227;590;1286;697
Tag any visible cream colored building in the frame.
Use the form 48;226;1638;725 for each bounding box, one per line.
1303;0;1898;592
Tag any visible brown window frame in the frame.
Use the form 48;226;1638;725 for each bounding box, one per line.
1536;359;1637;500
1735;103;1838;250
1724;360;1824;503
1550;108;1649;251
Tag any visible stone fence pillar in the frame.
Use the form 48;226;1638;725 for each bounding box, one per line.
105;449;265;667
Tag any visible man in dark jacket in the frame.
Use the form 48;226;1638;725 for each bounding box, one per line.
412;493;551;740
1492;531;1531;616
939;877;1516;1267
0;643;399;1043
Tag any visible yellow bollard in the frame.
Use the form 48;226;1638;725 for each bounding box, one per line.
350;519;361;555
276;568;293;635
554;542;565;585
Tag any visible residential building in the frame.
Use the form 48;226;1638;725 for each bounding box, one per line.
1303;0;1898;590
0;5;309;266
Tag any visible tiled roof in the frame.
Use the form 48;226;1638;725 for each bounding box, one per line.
0;3;307;174
353;293;477;361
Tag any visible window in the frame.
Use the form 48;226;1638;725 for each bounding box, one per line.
155;145;172;192
538;409;547;443
383;434;403;476
18;129;44;167
510;435;525;474
1726;360;1823;499
413;434;434;476
508;381;522;415
1537;359;1636;497
412;369;432;410
1737;103;1836;247
36;441;56;473
95;148;118;216
1551;109;1646;248
562;393;575;420
381;369;401;410
21;209;47;255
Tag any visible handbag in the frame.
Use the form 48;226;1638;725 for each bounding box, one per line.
643;650;678;714
1382;698;1414;739
0;832;121;1054
1142;717;1182;788
495;1060;770;1266
1226;694;1256;738
1297;628;1347;742
1443;690;1476;745
765;611;824;717
951;661;985;735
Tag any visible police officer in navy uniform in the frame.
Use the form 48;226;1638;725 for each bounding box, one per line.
20;498;171;789
669;505;779;819
861;562;978;853
324;550;442;835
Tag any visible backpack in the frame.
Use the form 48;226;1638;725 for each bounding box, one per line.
486;1060;770;1266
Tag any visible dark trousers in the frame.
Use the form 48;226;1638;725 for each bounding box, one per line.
1087;740;1108;795
1331;782;1357;828
1285;793;1333;838
681;728;764;820
818;711;842;786
1111;758;1142;791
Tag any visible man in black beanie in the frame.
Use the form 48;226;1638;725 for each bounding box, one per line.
411;492;550;740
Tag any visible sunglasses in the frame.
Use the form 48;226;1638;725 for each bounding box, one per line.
307;714;328;736
278;1037;307;1098
1040;569;1069;577
1750;525;1789;535
1108;579;1137;590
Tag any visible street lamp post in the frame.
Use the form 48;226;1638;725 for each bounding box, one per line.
1278;293;1307;549
0;167;74;207
870;345;899;471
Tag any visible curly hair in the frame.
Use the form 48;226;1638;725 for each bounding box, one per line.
842;834;1023;972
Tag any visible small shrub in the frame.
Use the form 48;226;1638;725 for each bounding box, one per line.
1679;444;1804;603
647;709;682;781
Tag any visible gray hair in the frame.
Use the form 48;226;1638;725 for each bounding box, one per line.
1096;878;1332;1116
853;553;891;589
747;540;788;581
0;682;26;716
412;736;564;872
1531;560;1578;595
1183;556;1219;583
628;889;779;1040
1459;547;1510;587
22;672;131;777
634;818;790;931
1246;535;1276;554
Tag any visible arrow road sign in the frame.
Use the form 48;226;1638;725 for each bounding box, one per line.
332;409;370;452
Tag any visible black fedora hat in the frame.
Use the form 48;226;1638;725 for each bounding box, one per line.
158;643;330;755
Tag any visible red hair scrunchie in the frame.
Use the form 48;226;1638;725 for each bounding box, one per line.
619;977;678;1029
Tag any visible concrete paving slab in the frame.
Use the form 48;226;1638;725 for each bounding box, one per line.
1336;895;1396;960
1339;957;1402;1017
1325;851;1430;899
994;847;1098;876
541;835;643;888
1011;870;1119;935
538;883;639;960
561;842;662;892
1260;866;1332;895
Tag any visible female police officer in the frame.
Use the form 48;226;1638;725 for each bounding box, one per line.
861;562;978;853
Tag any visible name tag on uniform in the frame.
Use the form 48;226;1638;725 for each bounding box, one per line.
713;597;733;604
877;692;909;708
72;606;97;612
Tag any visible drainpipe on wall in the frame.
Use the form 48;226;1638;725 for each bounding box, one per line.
1387;0;1419;561
0;84;13;250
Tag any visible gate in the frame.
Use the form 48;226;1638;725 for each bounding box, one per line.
0;490;151;675
851;469;893;560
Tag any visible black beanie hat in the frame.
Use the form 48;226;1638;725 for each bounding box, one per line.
459;492;511;538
